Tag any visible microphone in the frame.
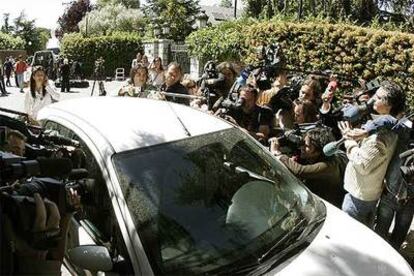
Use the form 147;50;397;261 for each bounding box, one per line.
323;137;346;157
234;97;245;108
237;65;253;86
227;65;254;96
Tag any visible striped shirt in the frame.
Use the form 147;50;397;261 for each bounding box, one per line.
344;128;397;201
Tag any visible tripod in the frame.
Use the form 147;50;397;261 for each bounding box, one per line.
90;73;106;96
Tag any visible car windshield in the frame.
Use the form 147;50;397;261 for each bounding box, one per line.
113;128;325;275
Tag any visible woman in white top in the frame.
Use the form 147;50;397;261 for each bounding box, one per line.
25;66;60;124
148;57;165;88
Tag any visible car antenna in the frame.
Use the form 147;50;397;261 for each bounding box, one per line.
166;102;191;137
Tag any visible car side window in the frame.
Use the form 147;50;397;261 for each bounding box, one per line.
43;121;133;274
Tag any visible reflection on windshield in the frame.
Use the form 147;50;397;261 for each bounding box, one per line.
113;128;324;275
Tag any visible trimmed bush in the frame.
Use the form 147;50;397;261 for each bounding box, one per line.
0;32;25;50
61;32;143;78
187;19;414;106
186;20;248;62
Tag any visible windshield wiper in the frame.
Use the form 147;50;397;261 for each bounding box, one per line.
251;215;326;275
214;219;307;276
223;162;275;184
214;214;325;275
258;218;307;263
259;214;325;262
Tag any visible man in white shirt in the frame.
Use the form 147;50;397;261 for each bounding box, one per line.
339;81;406;227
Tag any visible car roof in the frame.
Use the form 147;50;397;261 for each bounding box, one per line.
38;97;232;153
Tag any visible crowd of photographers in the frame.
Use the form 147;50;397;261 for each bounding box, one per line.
1;45;414;273
218;60;413;253
121;46;414;254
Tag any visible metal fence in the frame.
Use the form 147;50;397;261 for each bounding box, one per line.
169;43;191;74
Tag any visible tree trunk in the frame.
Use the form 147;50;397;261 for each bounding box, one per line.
310;0;316;15
298;0;304;19
267;0;273;18
342;0;351;16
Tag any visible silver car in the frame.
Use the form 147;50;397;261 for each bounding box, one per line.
38;97;413;276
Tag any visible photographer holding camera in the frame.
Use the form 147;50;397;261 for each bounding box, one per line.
256;68;288;106
1;187;80;275
118;64;156;98
270;127;347;207
4;129;26;157
223;85;272;143
160;62;189;105
339;81;406;227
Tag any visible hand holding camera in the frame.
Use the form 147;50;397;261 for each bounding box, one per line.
2;189;80;261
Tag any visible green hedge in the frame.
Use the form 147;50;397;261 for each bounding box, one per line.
61;32;143;77
0;32;25;50
187;19;414;106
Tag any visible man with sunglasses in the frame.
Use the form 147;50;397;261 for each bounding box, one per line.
338;81;406;227
271;127;347;207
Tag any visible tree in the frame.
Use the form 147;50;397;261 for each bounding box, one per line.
144;0;200;41
1;13;13;34
37;28;52;50
58;0;92;34
13;12;43;54
0;32;25;50
220;0;233;8
78;4;146;36
242;0;380;22
97;0;140;9
242;0;266;18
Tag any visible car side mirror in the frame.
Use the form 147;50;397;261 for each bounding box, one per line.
67;245;113;272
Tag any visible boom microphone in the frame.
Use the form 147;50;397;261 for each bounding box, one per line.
323;137;345;157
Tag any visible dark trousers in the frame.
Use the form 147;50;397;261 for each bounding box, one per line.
61;76;70;92
0;75;6;94
5;70;11;86
98;81;106;96
375;194;414;249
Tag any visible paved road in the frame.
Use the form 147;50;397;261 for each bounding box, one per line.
0;80;124;114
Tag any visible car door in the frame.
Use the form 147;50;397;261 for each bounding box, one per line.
43;121;134;275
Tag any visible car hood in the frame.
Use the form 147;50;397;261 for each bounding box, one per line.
270;201;413;276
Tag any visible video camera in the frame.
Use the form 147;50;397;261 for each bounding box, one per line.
253;43;284;91
272;122;323;155
215;43;285;113
0;150;94;249
400;148;414;182
396;115;414;182
200;60;226;108
330;78;382;124
267;76;303;113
